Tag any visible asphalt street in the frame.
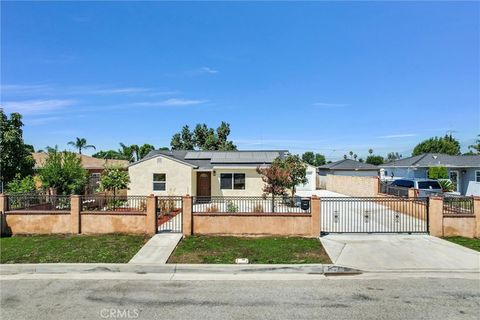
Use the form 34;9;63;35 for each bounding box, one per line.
1;277;479;320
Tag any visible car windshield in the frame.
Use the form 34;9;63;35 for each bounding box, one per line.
417;181;441;189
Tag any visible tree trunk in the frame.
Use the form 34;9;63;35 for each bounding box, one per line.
272;194;275;213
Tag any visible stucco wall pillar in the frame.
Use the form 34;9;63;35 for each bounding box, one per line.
428;196;443;237
70;195;81;234
473;197;480;238
408;188;417;198
0;194;7;235
145;195;157;235
310;196;320;237
182;195;193;236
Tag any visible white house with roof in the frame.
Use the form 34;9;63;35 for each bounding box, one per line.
127;150;317;196
379;153;480;196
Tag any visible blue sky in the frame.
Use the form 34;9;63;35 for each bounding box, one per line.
1;1;479;161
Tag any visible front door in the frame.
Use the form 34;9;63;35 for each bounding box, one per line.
449;170;460;193
197;172;211;198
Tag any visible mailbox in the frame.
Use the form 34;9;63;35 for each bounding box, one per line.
300;198;310;211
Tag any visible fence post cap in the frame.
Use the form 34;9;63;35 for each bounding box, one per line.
71;195;81;198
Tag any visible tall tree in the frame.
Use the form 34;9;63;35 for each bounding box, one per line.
412;134;461;156
366;155;384;165
386;152;402;162
302;152;315;166
92;150;123;160
467;135;480;154
302;152;326;167
67;137;96;154
368;148;373;155
170;122;236;151
349;151;354;159
0;111;35;190
138;144;155;159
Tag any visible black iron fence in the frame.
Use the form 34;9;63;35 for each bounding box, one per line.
443;196;474;215
192;196;311;214
379;182;409;198
157;197;183;233
321;197;428;233
81;195;147;212
6;193;71;211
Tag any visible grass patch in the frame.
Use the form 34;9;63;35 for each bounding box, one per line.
443;236;480;252
0;234;150;263
168;236;331;264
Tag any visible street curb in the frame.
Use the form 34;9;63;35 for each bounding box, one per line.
0;263;361;276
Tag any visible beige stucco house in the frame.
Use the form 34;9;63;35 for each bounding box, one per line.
128;150;317;197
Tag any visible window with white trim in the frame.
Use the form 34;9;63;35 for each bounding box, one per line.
153;173;166;191
220;173;246;190
476;170;480;183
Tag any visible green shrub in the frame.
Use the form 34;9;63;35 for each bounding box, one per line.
6;175;36;193
428;166;448;179
226;201;238;213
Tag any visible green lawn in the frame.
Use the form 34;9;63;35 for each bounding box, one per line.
0;234;150;264
168;236;331;264
443;237;480;252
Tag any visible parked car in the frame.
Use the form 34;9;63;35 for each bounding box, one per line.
389;178;443;197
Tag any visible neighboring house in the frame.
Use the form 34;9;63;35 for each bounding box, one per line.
128;150;317;196
379;153;480;196
317;159;380;177
32;152;129;193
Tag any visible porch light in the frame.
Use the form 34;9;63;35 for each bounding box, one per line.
213;170;216;176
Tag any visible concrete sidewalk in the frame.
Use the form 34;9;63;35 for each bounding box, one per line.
129;233;182;264
321;234;480;272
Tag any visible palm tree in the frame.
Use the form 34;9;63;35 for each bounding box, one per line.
349;151;354;159
468;134;480;154
368;148;373;155
353;154;358;161
67;138;96;154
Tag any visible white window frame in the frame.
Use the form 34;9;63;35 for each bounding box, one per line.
220;173;246;190
153;173;166;191
476;170;480;183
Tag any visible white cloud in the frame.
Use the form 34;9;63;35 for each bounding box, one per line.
312;102;350;108
378;133;417;139
133;98;208;107
26;116;62;125
2;99;76;115
89;87;152;94
199;67;218;74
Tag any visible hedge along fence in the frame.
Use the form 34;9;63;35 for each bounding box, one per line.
0;194;152;236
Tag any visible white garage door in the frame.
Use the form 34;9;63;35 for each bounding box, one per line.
297;171;315;191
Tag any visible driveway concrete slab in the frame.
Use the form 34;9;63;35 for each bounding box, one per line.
129;233;182;264
320;234;480;272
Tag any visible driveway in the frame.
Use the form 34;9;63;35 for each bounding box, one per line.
320;234;480;272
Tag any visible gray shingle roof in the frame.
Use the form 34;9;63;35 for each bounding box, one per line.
318;159;379;170
135;150;288;169
380;153;480;168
